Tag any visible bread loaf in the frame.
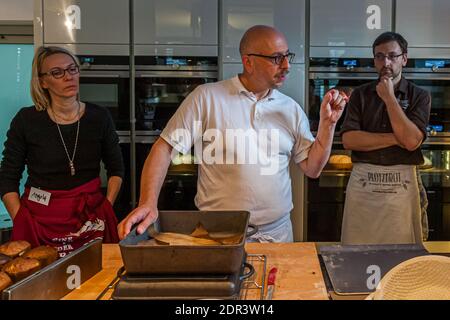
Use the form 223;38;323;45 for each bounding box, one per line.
23;246;58;267
0;241;31;258
328;154;352;164
2;257;41;282
0;271;12;293
327;154;352;170
0;253;12;267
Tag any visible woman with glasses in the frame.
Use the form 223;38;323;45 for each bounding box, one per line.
0;46;124;257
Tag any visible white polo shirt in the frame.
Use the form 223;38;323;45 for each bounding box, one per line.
161;76;314;225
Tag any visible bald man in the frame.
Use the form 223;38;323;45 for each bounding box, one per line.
118;25;347;242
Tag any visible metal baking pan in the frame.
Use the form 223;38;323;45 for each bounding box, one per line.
111;262;254;300
2;238;102;300
120;211;255;275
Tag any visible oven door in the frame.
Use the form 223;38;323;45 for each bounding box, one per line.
307;143;351;241
135;135;198;210
135;70;217;133
420;141;450;240
404;72;450;136
79;70;130;131
308;72;377;132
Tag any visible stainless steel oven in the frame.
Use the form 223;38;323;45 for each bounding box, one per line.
78;56;130;131
306;57;450;241
308;58;377;133
402;59;450;136
135;136;198;211
306;140;450;241
78;56;132;220
308;58;450;136
135;56;218;133
133;56;218;210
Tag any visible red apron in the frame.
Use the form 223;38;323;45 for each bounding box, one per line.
11;178;119;257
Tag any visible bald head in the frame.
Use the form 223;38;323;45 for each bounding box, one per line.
239;25;287;56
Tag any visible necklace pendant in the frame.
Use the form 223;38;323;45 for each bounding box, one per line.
70;162;75;176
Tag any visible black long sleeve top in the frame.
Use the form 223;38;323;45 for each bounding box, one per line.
0;103;125;198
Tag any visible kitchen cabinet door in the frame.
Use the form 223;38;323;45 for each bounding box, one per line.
43;0;129;44
397;0;450;48
134;0;218;46
221;0;305;63
221;63;305;107
310;0;392;47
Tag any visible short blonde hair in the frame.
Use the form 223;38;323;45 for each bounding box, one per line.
31;46;80;111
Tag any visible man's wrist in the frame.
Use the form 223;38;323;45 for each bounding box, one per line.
383;95;398;108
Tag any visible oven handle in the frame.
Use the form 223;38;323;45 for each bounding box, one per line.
309;72;378;80
310;72;450;81
402;73;450;80
137;71;217;79
80;74;122;78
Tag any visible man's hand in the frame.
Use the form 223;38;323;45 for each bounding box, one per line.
117;205;159;240
376;76;395;102
320;89;348;124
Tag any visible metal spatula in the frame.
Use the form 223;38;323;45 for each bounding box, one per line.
147;219;161;238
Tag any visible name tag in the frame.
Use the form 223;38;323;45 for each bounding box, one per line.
28;187;51;206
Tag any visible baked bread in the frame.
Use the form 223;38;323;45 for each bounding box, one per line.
0;241;31;258
2;257;41;282
0;271;13;293
0;253;12;267
328;154;351;164
23;246;58;267
327;154;352;169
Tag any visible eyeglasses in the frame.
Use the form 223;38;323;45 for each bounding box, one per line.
247;52;295;65
39;65;80;79
374;53;404;62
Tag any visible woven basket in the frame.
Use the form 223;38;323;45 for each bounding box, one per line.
367;255;450;300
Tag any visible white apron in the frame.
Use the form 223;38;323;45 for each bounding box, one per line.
341;163;422;245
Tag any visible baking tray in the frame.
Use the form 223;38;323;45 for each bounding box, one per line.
319;244;430;295
120;210;253;275
111;260;254;300
2;238;102;300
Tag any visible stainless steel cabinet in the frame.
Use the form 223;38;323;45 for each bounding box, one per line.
134;0;218;45
42;0;129;44
221;0;305;63
310;0;392;48
221;63;305;107
397;0;450;48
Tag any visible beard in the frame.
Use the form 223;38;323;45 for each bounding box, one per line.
379;67;400;80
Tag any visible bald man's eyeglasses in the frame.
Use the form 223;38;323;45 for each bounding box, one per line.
247;52;295;65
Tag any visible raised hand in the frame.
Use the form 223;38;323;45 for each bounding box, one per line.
320;89;348;124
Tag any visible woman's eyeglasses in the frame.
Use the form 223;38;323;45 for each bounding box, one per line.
39;65;80;79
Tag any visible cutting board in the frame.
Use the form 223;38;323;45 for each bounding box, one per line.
319;244;429;295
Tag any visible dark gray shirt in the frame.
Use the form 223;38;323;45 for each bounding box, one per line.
340;77;431;165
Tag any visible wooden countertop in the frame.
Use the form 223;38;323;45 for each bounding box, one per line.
62;242;328;300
